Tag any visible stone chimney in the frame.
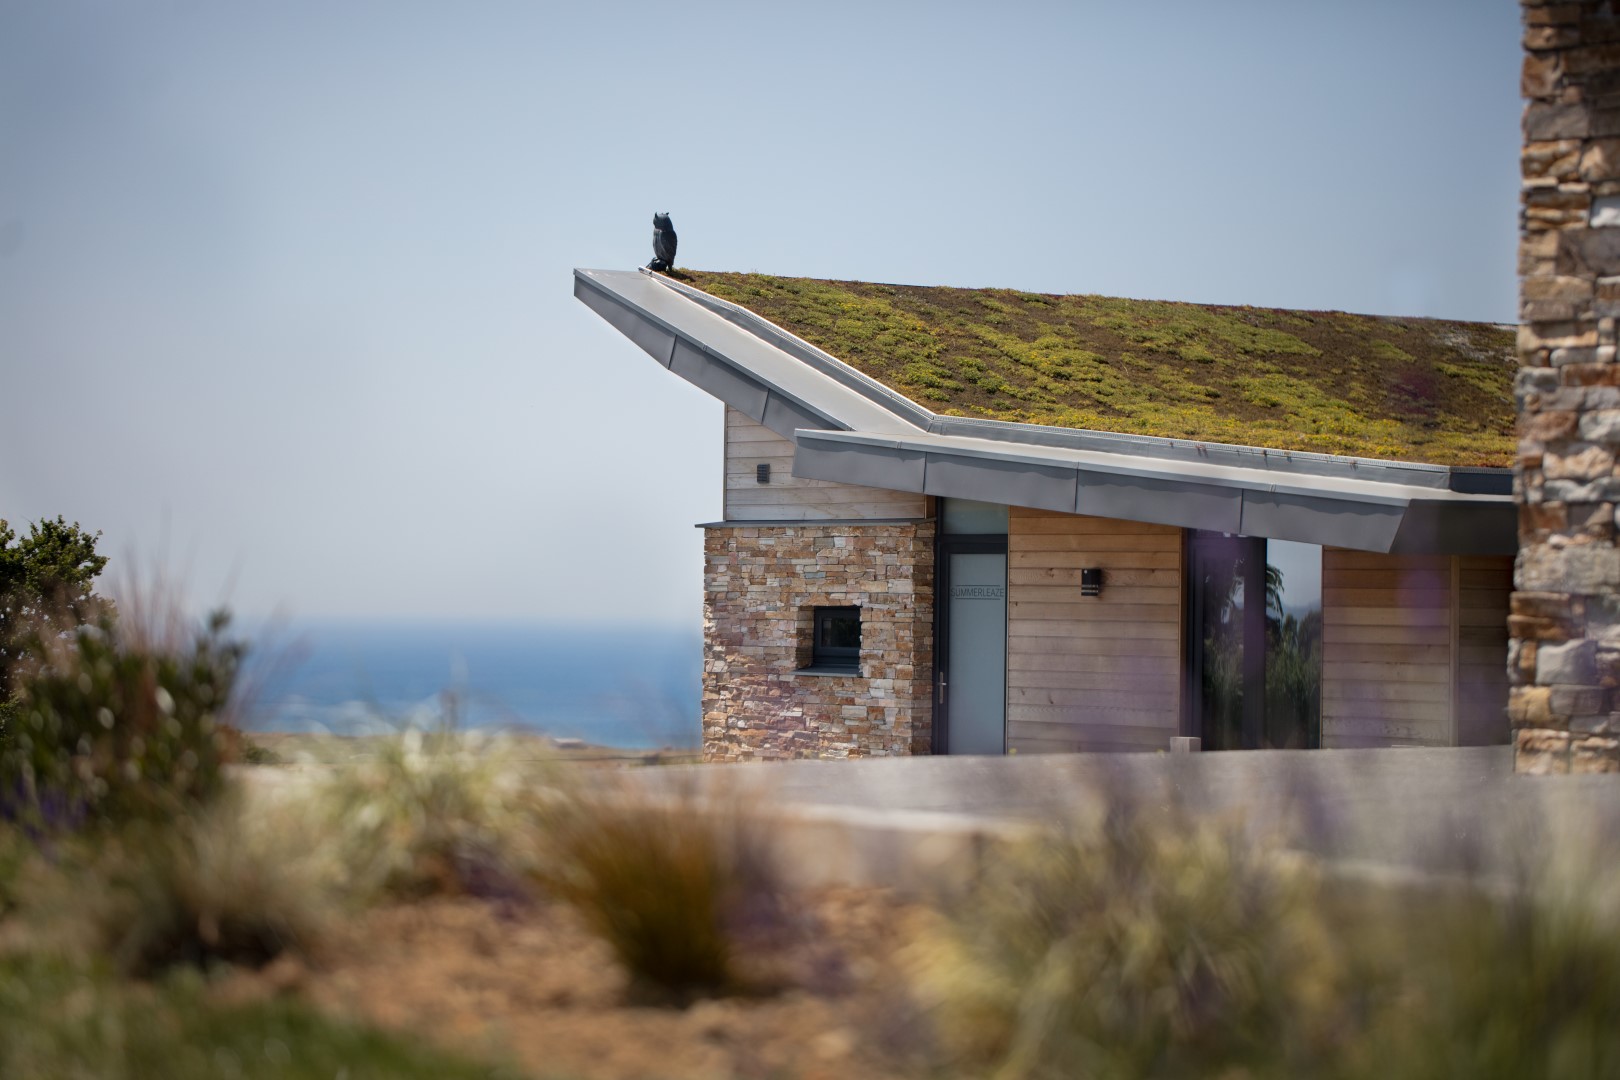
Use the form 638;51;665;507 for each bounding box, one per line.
1512;1;1620;772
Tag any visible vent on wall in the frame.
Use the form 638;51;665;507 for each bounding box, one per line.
756;463;771;484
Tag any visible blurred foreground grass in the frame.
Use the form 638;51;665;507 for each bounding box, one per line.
0;953;520;1080
3;598;1620;1078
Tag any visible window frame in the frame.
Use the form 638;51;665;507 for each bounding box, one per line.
808;605;862;674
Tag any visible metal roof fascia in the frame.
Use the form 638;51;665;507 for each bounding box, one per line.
650;271;937;430
925;414;1476;493
1389;499;1519;555
574;269;921;439
805;428;1417;506
573;273;677;368
792;428;1515;554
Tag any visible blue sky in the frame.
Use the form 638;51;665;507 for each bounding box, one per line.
0;1;1521;624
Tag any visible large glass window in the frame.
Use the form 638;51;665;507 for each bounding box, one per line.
1189;533;1322;750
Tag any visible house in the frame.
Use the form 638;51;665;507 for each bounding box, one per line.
575;267;1518;761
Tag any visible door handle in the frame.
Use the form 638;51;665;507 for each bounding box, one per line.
938;671;947;706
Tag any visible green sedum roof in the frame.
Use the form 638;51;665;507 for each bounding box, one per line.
670;270;1518;468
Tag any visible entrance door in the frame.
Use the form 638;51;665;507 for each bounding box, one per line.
938;542;1008;754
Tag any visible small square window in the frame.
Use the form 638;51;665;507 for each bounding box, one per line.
811;606;860;673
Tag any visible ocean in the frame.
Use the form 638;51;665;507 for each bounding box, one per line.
246;620;702;749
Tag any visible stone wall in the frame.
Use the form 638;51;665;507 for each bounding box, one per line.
1512;1;1620;772
701;522;934;761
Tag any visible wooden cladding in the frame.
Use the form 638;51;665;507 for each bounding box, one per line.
1321;551;1511;748
722;408;926;521
1005;508;1183;754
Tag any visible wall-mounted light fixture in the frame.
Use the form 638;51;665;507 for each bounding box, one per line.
756;463;771;484
1080;568;1103;597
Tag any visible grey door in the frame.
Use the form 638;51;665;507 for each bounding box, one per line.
942;549;1008;754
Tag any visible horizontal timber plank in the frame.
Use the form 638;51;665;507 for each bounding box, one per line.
1011;515;1178;536
1323;699;1450;724
1009;567;1181;588
1012;533;1181;552
1322;716;1449;745
1009;635;1180;658
1010;592;1179;615
1009;686;1178;710
1323;661;1449;684
1010;676;1179;702
1460;556;1514;571
1009;720;1174;747
1008;652;1177;674
1324;643;1450;664
1011;551;1181;570
1323;588;1451;609
1459;644;1507;666
1008;704;1177;730
1325;607;1451;627
1323;569;1453;590
1323;680;1450;704
1325;551;1450;571
1323;624;1451;647
1005;618;1180;640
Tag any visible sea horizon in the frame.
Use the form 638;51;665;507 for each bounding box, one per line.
243;617;702;750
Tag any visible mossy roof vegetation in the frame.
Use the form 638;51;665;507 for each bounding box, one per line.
670;271;1517;468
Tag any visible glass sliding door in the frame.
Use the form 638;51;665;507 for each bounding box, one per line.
1187;532;1322;750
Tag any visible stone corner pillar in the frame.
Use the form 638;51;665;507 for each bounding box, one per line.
1512;0;1620;773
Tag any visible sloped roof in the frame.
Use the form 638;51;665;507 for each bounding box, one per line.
668;270;1517;468
574;268;1515;555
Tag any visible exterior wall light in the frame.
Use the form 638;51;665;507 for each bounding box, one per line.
1081;567;1103;597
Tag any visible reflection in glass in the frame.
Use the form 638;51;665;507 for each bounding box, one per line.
1193;537;1249;751
1263;540;1322;749
1192;535;1321;750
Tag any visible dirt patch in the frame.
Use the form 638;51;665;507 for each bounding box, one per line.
222;890;938;1080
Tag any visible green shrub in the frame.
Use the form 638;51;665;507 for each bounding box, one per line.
917;806;1346;1079
540;786;782;1003
1;610;244;831
321;720;543;901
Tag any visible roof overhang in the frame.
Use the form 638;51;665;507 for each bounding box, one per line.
792;429;1515;555
574;267;1517;555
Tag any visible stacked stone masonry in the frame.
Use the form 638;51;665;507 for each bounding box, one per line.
701;522;934;762
1514;0;1620;771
